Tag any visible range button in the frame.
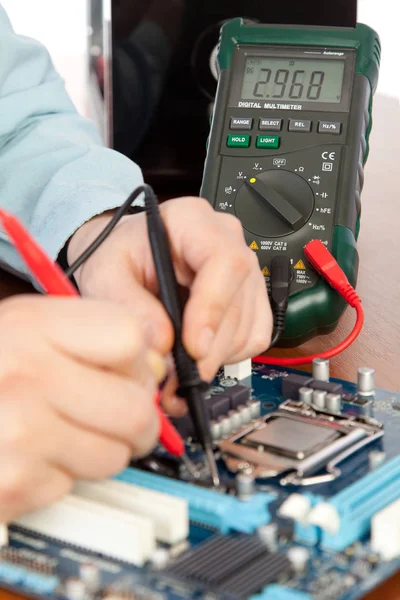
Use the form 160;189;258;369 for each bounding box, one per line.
230;117;253;130
259;118;282;132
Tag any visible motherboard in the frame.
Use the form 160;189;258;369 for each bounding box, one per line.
1;363;400;600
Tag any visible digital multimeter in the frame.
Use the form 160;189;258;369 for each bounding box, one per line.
201;18;380;346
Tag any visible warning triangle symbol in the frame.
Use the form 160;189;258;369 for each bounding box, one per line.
249;240;259;250
294;259;306;270
261;266;270;276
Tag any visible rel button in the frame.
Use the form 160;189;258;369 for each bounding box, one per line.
289;119;312;132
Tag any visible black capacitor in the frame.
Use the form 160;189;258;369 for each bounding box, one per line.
309;380;344;395
282;374;314;400
228;384;252;409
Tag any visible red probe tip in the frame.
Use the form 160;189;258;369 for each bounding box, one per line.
154;390;185;457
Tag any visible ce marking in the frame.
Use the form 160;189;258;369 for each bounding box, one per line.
322;151;336;161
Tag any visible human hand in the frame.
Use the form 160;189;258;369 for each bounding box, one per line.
68;197;272;405
0;296;165;523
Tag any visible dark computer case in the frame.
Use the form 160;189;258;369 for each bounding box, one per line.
88;0;357;197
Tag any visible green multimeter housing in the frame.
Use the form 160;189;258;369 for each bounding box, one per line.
200;18;380;346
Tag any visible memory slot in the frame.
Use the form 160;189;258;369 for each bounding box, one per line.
308;456;400;550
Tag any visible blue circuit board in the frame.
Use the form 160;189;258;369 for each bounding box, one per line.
1;366;400;600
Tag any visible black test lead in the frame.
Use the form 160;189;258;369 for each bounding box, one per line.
144;186;220;487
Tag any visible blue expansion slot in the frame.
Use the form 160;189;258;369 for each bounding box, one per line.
0;563;59;595
319;455;400;550
115;468;275;533
251;585;312;600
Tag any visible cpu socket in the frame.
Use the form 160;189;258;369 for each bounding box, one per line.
218;400;383;484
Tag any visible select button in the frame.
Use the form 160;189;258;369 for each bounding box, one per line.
259;118;282;131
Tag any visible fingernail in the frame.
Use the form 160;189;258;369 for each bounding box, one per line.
197;327;215;358
146;350;167;383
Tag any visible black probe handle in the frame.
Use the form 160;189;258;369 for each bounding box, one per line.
144;189;212;446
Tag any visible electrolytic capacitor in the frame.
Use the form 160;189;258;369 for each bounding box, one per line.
357;367;375;396
211;420;221;441
299;387;314;405
219;416;231;438
312;358;330;382
312;389;327;409
247;399;261;419
326;393;342;413
228;409;242;432
236;469;255;501
237;404;252;425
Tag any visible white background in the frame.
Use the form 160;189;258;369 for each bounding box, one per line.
1;0;399;116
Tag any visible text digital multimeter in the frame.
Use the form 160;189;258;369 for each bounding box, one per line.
201;18;380;346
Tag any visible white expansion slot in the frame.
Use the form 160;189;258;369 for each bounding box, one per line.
371;497;400;561
73;479;188;545
0;524;8;547
13;494;155;566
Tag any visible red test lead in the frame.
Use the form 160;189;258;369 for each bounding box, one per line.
254;239;364;367
154;390;199;477
0;208;78;296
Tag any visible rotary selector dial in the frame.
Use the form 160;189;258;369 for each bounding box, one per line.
235;170;315;238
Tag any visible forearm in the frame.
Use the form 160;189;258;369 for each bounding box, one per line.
0;7;143;280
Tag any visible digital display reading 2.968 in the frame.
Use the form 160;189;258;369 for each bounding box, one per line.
241;57;345;103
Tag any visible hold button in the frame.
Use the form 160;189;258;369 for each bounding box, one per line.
227;134;251;148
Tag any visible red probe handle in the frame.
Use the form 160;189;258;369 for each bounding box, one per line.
154;390;185;457
0;208;78;296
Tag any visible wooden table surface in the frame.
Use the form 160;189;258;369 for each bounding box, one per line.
0;93;399;600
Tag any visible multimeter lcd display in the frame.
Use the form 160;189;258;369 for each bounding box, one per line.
241;57;345;103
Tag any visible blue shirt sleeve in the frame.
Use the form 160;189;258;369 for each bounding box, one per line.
0;6;144;279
